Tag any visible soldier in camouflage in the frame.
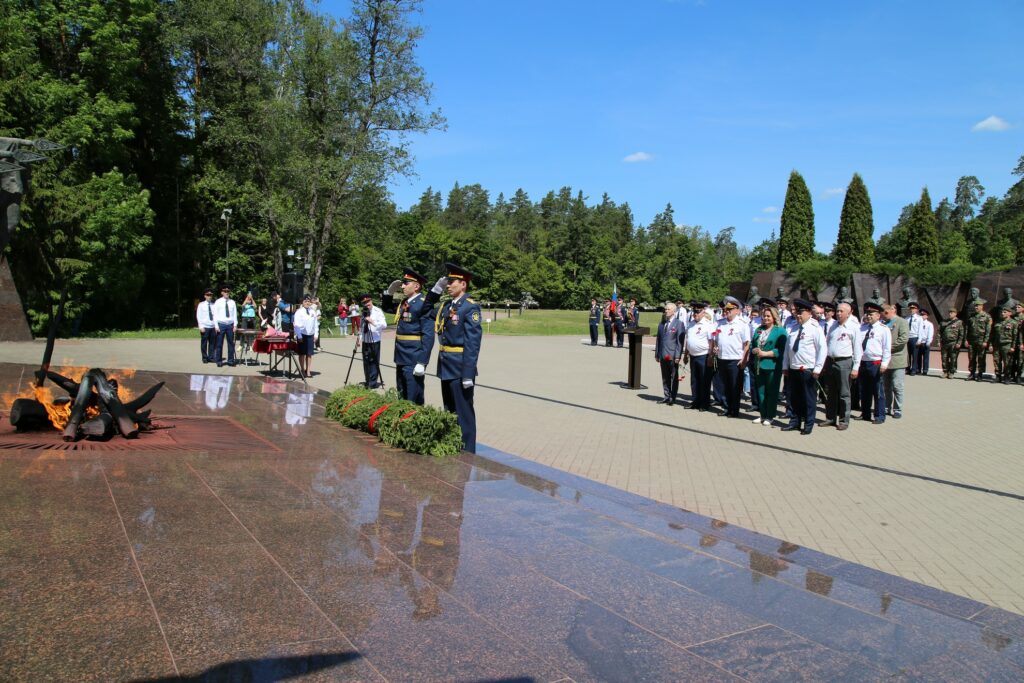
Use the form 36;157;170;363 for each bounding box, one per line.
1013;301;1024;383
939;306;966;379
991;306;1019;384
965;299;992;381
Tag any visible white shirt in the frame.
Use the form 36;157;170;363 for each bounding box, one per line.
196;299;216;329
919;320;935;346
856;321;892;367
779;308;793;324
906;313;923;339
360;304;387;342
783;319;828;372
748;315;762;337
673;307;691;326
212;296;237;326
293;305;317;336
685;318;713;356
827;317;860;359
714;317;751;360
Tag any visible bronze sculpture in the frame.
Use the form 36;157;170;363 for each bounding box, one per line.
866;288;886;306
0;136;63;254
835;286;854;305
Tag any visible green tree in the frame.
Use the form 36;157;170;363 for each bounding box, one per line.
777;170;815;269
832;173;874;267
904;188;939;267
952;175;985;228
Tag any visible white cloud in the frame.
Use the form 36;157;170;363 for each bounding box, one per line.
752;216;779;224
761;206;779;214
820;187;845;200
972;115;1012;132
623;151;653;163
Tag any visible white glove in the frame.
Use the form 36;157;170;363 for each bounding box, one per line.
386;279;402;296
431;276;449;294
413;363;425;376
462;379;473;388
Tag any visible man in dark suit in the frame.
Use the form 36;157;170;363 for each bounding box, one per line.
655;302;686;404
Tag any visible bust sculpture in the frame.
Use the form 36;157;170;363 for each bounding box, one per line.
896;285;917;314
966;286;985;307
835;286;854;305
866;288;886;306
999;286;1019;309
776;287;786;301
746;285;761;307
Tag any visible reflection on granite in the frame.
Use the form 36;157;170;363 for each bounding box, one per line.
1;362;1022;681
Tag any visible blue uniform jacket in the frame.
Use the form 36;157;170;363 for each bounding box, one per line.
393;291;439;366
436;296;482;381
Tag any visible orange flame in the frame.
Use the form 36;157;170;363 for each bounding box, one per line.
1;366;138;430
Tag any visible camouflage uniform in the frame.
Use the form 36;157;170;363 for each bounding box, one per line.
939;317;965;378
965;308;992;380
991;313;1019;383
1013;309;1024;382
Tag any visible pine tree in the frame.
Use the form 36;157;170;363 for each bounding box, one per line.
832;173;875;268
777;171;815;269
905;188;939;266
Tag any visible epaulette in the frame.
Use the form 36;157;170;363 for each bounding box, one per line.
467;297;475;303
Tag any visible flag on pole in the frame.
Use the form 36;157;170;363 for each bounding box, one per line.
611;283;618;313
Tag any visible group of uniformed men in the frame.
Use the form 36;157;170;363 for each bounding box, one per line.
948;297;1024;384
588;297;640;347
356;263;482;453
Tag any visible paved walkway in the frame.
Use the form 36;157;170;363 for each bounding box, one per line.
2;331;1023;615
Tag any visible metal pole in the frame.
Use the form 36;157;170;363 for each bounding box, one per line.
225;214;230;282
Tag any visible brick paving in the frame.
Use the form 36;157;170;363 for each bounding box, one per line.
2;331;1022;615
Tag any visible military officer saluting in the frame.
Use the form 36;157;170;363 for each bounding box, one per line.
939;306;965;379
435;263;483;453
391;268;439;405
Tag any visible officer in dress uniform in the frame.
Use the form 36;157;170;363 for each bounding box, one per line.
683;301;714;410
391;268;439;404
781;299;827;434
435;263;483;453
601;299;613;346
856;302;891;424
196;288;216;363
712;296;751;418
588;298;600;345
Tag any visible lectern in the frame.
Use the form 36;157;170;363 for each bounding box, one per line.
624;326;650;389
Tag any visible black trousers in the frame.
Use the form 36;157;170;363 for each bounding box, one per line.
441;379;476;453
906;339;919;375
215;323;235;364
200;327;216;361
362;341;381;388
718;358;742;416
589;322;599;345
396;364;424;405
786;368;817;430
689;355;712;409
613;320;624;347
603;321;612;346
915;343;931;375
660;359;679;401
858;361;885;421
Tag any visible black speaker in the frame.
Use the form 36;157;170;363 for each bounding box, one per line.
283;272;304;304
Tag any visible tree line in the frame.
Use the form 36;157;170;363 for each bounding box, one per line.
2;1;1023;334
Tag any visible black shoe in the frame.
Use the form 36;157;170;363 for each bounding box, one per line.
800;428;812;435
872;418;885;424
217;363;224;367
836;423;849;431
780;424;800;432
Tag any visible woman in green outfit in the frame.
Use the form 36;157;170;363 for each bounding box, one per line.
749;302;788;425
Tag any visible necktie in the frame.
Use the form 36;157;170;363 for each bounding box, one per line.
224;300;230;318
207;302;213;321
792;327;804;351
862;327;870;351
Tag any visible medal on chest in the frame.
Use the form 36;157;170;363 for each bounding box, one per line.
449;306;459;326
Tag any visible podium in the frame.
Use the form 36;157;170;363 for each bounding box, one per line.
624;326;650;389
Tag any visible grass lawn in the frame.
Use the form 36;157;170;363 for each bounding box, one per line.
79;310;664;338
482;308;663;336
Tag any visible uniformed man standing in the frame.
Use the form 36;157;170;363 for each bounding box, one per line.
824;302;859;430
992;306;1019;384
390;269;438;404
625;297;639;328
966;299;992;381
435;263;482;453
781;299;827;434
684;301;714;410
1015;302;1024;383
213;284;238;367
856;302;891;424
588;298;600;345
196;288;216;364
939;307;965;378
602;299;613;346
712;296;751;418
612;301;625;347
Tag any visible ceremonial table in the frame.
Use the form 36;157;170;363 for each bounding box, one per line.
251;336;305;382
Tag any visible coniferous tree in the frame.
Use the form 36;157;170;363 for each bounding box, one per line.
777;171;815;269
832;173;875;268
905;188;939;266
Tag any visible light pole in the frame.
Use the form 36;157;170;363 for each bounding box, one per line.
220;208;232;282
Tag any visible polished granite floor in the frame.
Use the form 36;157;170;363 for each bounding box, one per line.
1;363;1022;682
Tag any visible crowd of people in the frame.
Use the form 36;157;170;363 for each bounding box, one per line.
644;290;1023;435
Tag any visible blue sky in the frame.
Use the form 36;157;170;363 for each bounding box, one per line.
322;0;1023;252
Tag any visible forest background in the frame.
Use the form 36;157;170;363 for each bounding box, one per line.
2;0;1023;334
